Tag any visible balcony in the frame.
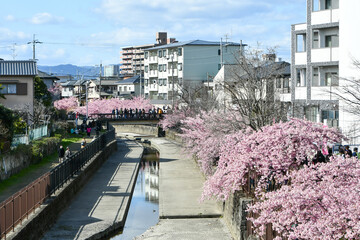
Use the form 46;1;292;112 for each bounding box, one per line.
311;9;339;25
295;52;307;65
149;70;158;77
311;47;339;62
167;69;178;77
148;84;159;91
294;23;306;31
149;56;158;64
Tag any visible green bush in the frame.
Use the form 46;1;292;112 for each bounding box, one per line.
31;136;61;163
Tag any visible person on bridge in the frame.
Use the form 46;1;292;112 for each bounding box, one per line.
65;147;72;160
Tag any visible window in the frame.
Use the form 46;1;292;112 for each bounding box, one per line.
178;48;182;56
163;79;167;86
163;64;167;72
312;68;319;86
124;86;127;92
296;34;306;52
177;63;182;71
158;65;162;72
145;66;148;73
296;69;306;87
305;106;318;122
325;0;331;9
145;79;149;86
276;78;282;88
324;72;339;86
162;50;166;58
144;52;148;59
159;79;163;86
325;35;339;48
313;31;319;49
0;83;17;94
218;49;221;55
158;50;162;58
283;79;289;88
313;0;320;11
218;64;222;70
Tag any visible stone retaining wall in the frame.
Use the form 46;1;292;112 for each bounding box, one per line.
8;140;118;240
113;124;159;136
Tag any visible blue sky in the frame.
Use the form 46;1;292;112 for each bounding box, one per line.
0;0;306;66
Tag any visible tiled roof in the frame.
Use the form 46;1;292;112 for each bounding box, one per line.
0;60;38;76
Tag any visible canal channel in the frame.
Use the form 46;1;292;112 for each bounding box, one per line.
111;148;160;240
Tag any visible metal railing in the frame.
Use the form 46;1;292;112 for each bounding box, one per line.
0;126;115;239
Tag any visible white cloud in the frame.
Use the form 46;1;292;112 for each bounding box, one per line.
0;28;28;40
4;15;15;21
31;12;64;25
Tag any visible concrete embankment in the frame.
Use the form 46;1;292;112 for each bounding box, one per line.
41;137;143;240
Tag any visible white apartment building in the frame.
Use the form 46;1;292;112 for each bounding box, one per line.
291;0;360;143
143;40;243;100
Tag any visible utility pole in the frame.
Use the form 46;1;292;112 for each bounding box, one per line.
11;43;17;60
220;38;223;68
27;34;42;60
99;62;102;99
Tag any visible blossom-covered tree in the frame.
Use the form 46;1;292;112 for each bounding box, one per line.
201;118;344;201
54;96;79;112
180;110;244;175
248;156;360;240
74;97;153;116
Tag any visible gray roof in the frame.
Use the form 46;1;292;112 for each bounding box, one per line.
61;80;77;87
38;70;60;80
116;75;140;85
146;40;245;51
92;79;119;86
0;60;37;76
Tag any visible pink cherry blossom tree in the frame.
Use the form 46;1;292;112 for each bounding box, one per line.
54;96;79;112
248;156;360;240
201;118;345;201
74;97;153;117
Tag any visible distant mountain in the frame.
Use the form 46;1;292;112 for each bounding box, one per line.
38;64;103;79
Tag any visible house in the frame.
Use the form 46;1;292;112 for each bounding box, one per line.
143;40;245;101
291;0;360;142
87;78;119;99
60;80;76;98
116;75;140;99
37;70;59;89
213;58;291;109
0;59;37;115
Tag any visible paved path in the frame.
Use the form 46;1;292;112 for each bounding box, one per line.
42;138;143;240
124;135;233;240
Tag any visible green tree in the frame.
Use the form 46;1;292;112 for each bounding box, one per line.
0;84;5;99
34;76;52;106
0;104;17;141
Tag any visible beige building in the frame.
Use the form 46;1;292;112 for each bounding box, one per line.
120;32;176;78
0;60;37;115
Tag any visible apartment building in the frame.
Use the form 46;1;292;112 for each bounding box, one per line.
143;40;243;100
119;32;175;77
291;0;360;142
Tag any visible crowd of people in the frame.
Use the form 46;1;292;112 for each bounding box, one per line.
111;107;167;120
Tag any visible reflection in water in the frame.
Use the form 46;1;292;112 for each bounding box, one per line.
111;152;159;240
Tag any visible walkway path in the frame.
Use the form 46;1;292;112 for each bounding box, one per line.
41;137;143;240
121;134;233;240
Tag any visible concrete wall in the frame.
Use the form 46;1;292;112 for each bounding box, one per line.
113;124;159;136
8;140;117;240
0;153;31;181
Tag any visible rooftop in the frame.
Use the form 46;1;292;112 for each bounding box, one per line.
0;60;37;76
147;40;245;51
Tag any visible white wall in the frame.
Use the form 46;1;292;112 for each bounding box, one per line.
339;0;360;143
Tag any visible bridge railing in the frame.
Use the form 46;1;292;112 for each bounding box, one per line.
0;125;116;239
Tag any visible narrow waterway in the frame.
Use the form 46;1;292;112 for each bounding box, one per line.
111;151;159;240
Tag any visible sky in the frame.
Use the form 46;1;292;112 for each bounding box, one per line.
0;0;306;66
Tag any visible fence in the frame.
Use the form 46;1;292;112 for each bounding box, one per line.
0;126;115;239
11;125;49;147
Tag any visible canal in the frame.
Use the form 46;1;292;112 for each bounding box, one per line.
111;151;159;240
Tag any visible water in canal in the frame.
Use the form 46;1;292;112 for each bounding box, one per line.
111;151;159;240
